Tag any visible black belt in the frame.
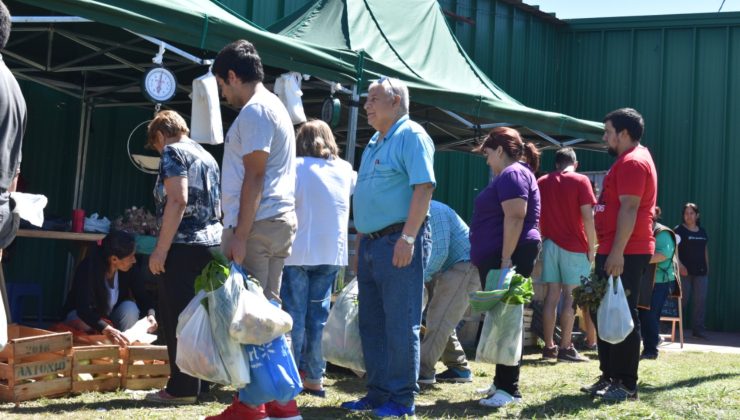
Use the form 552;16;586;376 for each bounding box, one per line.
366;222;405;240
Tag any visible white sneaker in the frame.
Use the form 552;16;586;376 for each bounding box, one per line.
479;389;522;408
475;384;497;398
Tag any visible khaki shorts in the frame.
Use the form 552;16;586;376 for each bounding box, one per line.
221;211;297;302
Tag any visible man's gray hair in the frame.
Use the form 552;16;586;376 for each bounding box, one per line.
372;77;409;115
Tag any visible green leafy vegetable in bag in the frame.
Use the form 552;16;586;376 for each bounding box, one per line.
469;272;534;312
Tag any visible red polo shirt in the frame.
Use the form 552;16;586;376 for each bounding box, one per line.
538;171;596;253
594;145;657;255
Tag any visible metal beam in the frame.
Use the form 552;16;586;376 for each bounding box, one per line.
345;84;360;165
527;128;562;147
11;16;92;23
55;29;145;72
0;50;45;71
10;72;82;98
127;30;211;66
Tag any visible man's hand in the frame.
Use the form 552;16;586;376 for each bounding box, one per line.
227;235;247;265
148;247;168;275
604;251;624;277
392;239;414;268
103;325;130;347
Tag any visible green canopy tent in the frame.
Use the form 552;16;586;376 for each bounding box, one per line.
269;0;606;153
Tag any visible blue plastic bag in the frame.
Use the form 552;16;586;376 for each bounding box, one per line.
238;334;303;405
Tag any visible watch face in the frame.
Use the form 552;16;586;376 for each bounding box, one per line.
142;67;177;103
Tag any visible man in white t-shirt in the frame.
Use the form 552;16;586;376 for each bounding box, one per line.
208;39;300;420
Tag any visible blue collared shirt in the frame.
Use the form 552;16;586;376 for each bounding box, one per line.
425;200;471;281
353;115;436;233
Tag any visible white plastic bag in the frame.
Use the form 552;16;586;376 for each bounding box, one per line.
190;71;223;145
176;290;207;337
175;304;230;385
597;276;634;344
321;278;365;373
9;192;47;227
476;302;523;366
207;265;250;387
229;283;293;345
273;72;307;125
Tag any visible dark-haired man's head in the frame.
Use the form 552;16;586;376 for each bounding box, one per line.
212;40;264;108
1;1;12;49
603;108;644;157
554;147;577;171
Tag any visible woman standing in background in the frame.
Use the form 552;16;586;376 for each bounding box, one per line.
674;202;709;339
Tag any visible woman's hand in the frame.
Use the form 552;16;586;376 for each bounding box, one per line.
149;247;168;275
679;263;688;277
145;315;158;333
103;325;130;347
501;258;513;269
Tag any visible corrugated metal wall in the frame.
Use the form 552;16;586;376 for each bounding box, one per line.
559;14;740;331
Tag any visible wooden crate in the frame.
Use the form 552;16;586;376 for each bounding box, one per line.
120;345;169;390
0;324;73;404
71;345;121;393
523;308;536;347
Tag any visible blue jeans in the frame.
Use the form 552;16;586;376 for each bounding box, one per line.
357;223;431;408
280;264;339;384
638;282;670;356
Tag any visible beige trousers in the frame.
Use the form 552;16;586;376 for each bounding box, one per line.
221;211;297;302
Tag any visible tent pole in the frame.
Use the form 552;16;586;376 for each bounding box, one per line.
345;84;359;165
72;102;88;209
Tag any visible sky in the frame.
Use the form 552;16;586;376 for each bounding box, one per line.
528;0;740;19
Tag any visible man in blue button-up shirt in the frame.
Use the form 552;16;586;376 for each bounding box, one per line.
341;77;435;418
418;200;480;385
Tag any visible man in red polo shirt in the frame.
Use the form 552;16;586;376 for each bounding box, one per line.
581;108;657;402
538;147;596;363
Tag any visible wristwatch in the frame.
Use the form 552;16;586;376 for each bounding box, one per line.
400;234;415;245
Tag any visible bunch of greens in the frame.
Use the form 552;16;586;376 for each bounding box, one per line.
470;273;534;312
194;251;231;294
572;274;609;311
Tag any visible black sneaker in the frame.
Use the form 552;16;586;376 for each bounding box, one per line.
542;345;558;359
557;346;589;362
580;376;611;396
436;368;473;383
600;381;638;402
640;352;658;360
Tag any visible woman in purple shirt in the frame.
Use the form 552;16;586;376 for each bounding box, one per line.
470;127;541;408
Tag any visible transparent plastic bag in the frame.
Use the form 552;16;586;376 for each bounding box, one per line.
229;266;292;345
321;278;365;373
476;302;523;366
175;304;230;385
597;276;634;344
176;289;207;337
207;264;250;387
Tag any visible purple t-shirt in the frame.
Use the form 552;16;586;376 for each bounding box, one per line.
470;162;541;266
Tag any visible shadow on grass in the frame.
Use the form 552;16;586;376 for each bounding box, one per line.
519;372;740;417
1;386;238;415
638;372;739;394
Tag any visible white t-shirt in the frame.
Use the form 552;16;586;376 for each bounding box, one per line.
285;156;356;266
106;271;119;315
221;88;296;227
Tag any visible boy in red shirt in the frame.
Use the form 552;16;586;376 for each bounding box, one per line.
582;108;657;402
538;147;596;362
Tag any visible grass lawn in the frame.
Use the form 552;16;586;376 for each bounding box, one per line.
1;349;738;419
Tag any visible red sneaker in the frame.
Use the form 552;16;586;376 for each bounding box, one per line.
205;396;268;420
265;399;302;420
